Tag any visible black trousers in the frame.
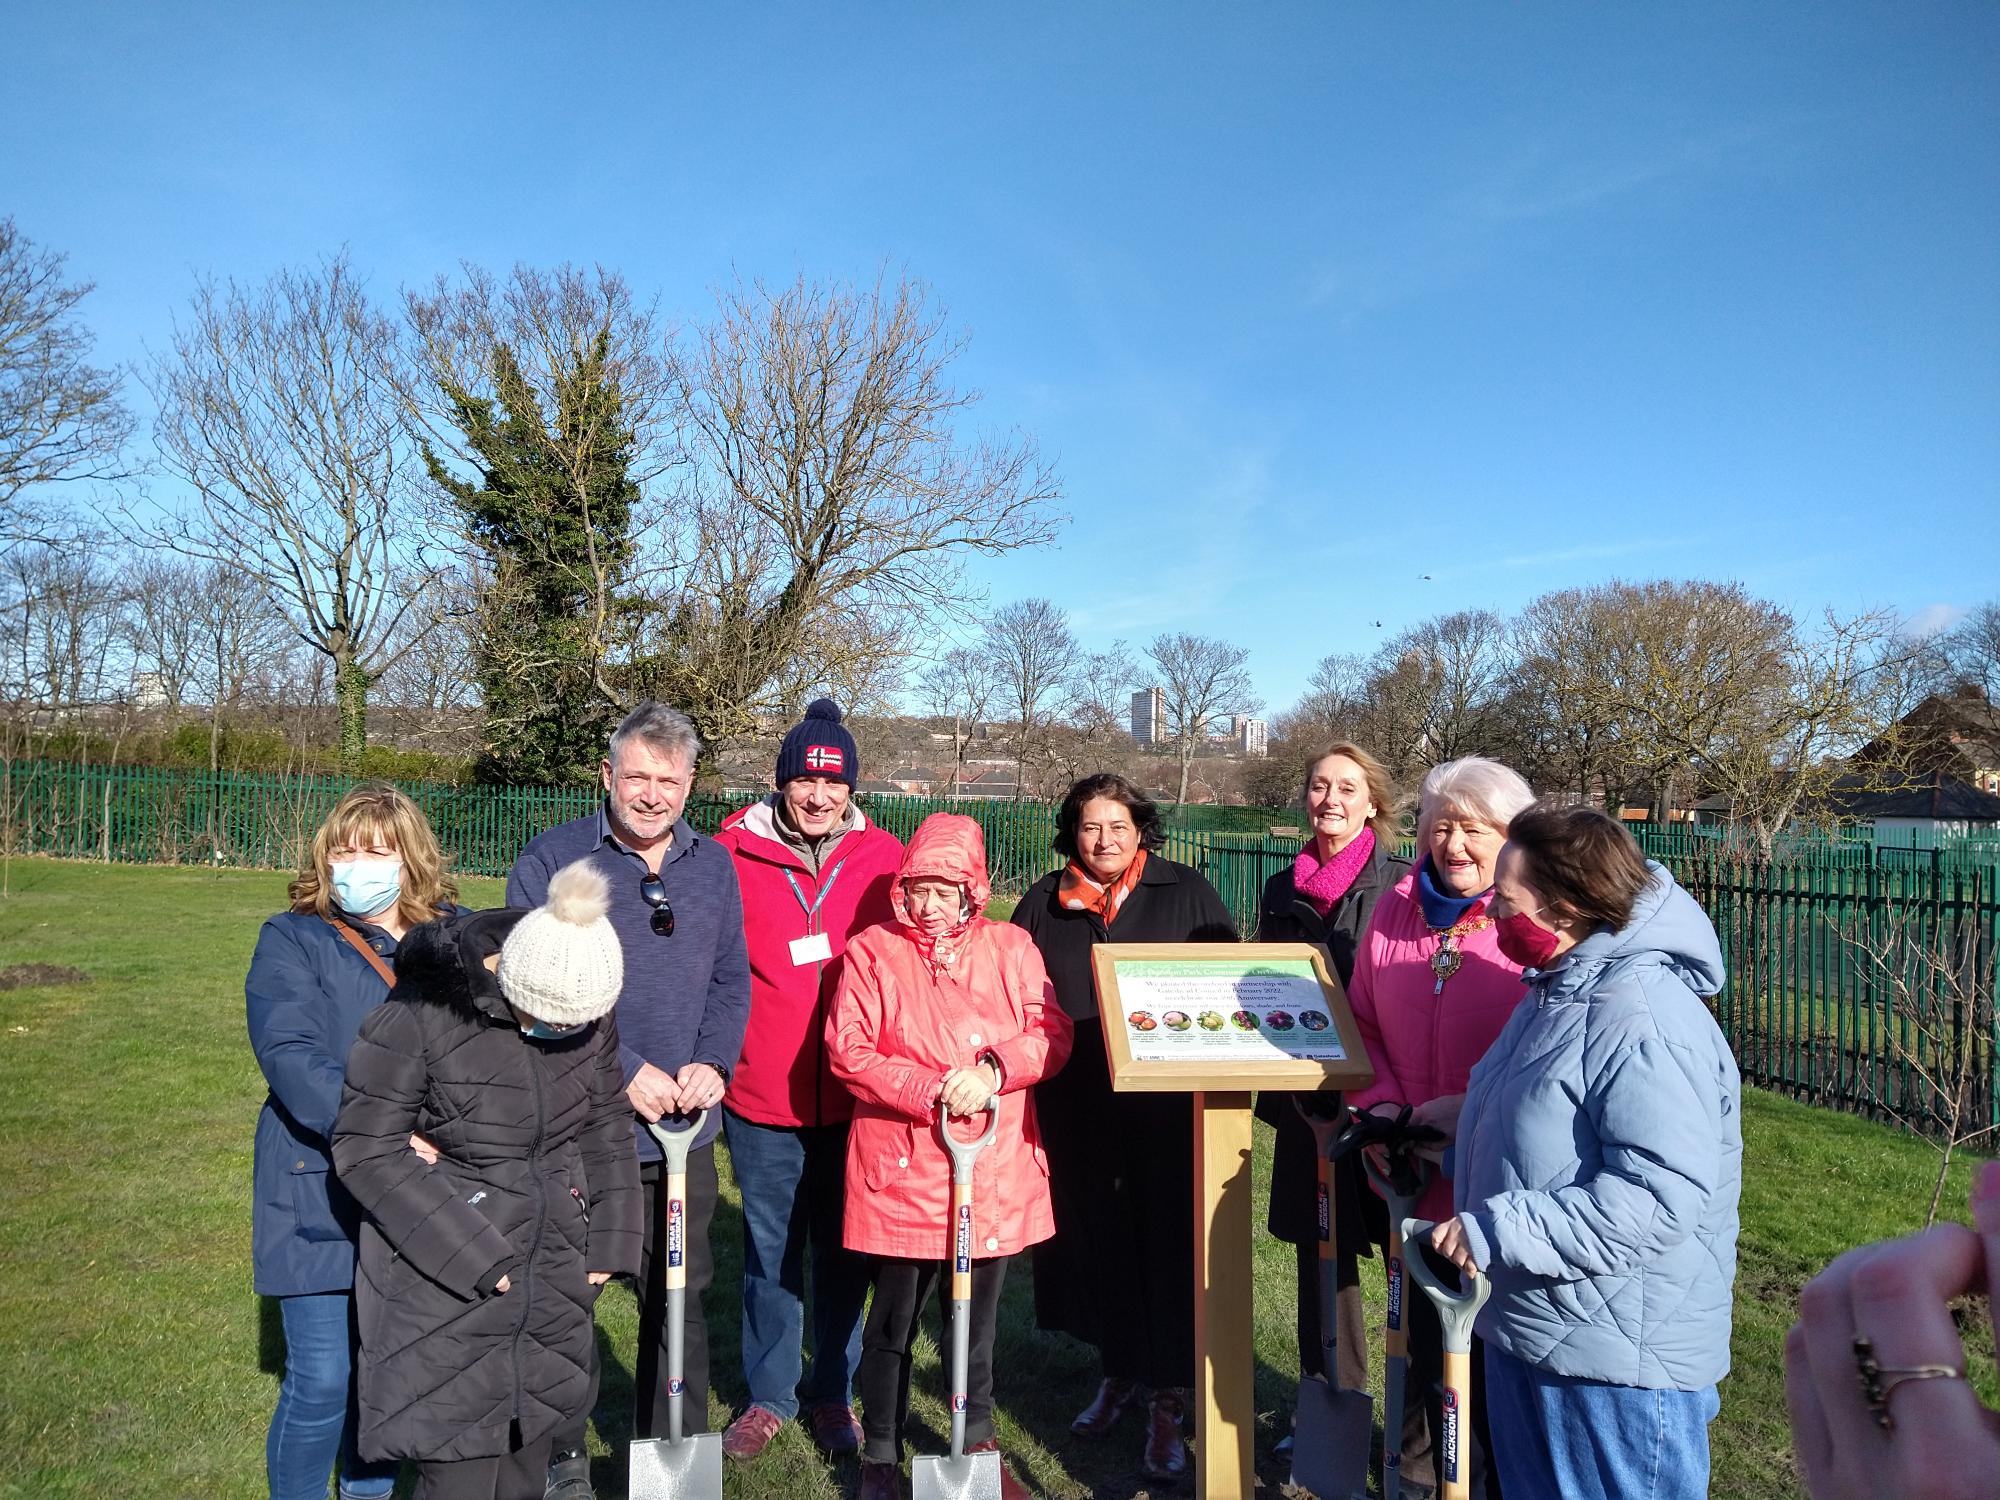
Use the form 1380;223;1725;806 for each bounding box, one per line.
858;1255;1009;1465
554;1144;719;1453
413;1434;553;1500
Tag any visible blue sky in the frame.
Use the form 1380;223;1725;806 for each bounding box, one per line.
5;2;1996;713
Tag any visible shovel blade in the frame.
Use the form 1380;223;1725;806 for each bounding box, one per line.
910;1450;1004;1500
1290;1379;1374;1500
628;1432;724;1500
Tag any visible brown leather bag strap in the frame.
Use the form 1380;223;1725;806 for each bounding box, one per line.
328;917;398;989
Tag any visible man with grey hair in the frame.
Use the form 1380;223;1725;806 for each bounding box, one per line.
508;701;751;1500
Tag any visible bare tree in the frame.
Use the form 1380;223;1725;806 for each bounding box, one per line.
143;253;439;761
1045;641;1139;789
124;556;209;716
1941;602;2000;702
1835;876;1998;1226
0;218;135;546
0;538;130;730
1145;631;1259;805
985;598;1077;795
186;562;293;772
1510;588;1632;801
918;644;1000;797
652;272;1062;748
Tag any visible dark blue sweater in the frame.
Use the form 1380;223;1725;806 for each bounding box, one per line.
507;807;751;1157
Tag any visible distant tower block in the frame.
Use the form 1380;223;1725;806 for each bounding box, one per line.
1130;686;1166;745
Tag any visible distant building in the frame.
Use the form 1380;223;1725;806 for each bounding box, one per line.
1824;769;2000;841
1236;718;1268;758
1130;687;1166;746
1854;686;2000;796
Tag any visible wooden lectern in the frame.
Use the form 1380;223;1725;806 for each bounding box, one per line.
1091;944;1375;1500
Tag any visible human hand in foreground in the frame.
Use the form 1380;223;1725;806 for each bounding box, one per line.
673;1062;726;1112
492;1274;511;1294
408;1133;439;1165
1410;1092;1465;1142
1785;1160;2000;1500
939;1064;1000;1119
626;1061;680;1121
1426;1215;1482;1277
587;1271;613;1286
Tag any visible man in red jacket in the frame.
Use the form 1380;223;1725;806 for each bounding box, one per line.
712;699;905;1460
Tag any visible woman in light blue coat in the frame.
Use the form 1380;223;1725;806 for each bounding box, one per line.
1424;805;1741;1500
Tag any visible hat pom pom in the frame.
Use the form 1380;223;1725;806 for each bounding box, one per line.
544;861;611;926
804;697;843;724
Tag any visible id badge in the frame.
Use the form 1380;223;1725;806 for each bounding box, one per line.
789;932;833;966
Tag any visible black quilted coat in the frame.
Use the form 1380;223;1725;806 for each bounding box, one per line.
331;909;641;1462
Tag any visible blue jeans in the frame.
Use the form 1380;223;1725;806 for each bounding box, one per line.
267;1292;397;1500
722;1109;870;1420
1483;1344;1720;1500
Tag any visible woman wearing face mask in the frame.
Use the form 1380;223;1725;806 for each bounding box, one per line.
333;860;641;1499
246;783;459;1500
1426;805;1740;1500
826;814;1072;1500
1340;755;1536;1499
1011;773;1237;1481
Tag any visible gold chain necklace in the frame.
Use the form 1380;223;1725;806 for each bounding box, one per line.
1427;913;1494;995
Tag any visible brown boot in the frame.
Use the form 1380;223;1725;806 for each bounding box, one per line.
1069;1375;1139;1438
858;1460;902;1500
966;1438;1030;1500
1140;1388;1189;1480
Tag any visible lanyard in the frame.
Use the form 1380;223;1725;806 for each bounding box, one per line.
783;857;849;935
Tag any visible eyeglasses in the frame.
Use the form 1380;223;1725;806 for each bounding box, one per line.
639;872;675;937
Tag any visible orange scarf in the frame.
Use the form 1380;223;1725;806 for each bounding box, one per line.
1058;847;1148;926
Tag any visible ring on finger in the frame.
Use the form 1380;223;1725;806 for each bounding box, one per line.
1852;1336;1967;1429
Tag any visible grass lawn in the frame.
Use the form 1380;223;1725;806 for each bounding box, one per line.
0;854;1993;1500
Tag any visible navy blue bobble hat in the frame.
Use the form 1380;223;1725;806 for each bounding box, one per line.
776;698;858;788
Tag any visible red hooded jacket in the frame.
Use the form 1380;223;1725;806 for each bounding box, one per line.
826;814;1073;1260
715;798;903;1127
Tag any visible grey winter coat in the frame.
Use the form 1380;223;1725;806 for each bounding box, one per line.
331;908;642;1462
1453;862;1742;1391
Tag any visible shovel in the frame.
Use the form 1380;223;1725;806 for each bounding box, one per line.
1356;1123;1434;1500
630;1109;724;1500
1401;1219;1493;1500
1289;1097;1372;1500
911;1096;1003;1500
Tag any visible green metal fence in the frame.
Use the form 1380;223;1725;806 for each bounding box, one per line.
6;760;1995;1139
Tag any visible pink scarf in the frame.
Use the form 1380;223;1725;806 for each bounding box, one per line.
1292;828;1377;917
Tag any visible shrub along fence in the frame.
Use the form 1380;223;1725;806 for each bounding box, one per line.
6;759;1995;1138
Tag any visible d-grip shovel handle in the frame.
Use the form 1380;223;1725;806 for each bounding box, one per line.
1363;1148;1433;1210
643;1109;707;1445
643;1107;709;1172
1399;1218;1492;1346
935;1095;1000;1181
936;1097;997;1462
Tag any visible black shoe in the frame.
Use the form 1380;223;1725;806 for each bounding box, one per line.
545;1448;594;1500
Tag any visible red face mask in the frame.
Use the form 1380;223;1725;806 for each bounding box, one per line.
1495;910;1561;970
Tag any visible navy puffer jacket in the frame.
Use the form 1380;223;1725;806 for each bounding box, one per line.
247;909;414;1295
1453;863;1742;1391
332;909;642;1462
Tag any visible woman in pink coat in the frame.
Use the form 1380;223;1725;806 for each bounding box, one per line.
1346;754;1534;1500
827;813;1073;1500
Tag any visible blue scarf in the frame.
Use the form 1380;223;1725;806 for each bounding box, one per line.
1415;856;1488;928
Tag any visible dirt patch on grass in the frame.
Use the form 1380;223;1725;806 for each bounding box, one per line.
0;963;92;990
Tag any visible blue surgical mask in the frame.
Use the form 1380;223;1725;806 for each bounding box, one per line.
330;858;402;918
521;1017;588;1041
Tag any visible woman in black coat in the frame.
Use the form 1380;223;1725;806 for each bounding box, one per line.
333;864;641;1500
1011;773;1237;1482
1253;742;1425;1471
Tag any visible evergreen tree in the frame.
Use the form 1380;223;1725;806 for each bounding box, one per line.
427;335;638;785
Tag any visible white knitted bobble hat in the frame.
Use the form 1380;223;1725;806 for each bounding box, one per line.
498;861;624;1027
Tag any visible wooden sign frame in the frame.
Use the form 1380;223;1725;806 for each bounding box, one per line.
1087;941;1378;1497
1091;941;1376;1093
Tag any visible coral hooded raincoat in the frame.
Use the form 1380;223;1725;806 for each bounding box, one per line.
826;814;1073;1261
